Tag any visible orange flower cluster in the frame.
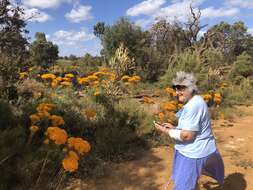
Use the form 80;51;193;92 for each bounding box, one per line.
165;87;176;97
156;92;182;125
29;103;56;135
36;103;55;118
161;101;177;112
201;92;222;106
45;127;68;145
61;137;91;173
50;115;65;126
62;151;79;173
41;73;75;88
202;94;212;102
213;93;222;105
41;73;56;80
121;75;141;85
143;97;155;104
29;103;91;173
67;137;91;155
77;70;116;88
30;114;40;123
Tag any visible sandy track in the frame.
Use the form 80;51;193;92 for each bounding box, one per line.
66;105;253;190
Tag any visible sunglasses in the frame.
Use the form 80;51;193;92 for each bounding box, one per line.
172;85;187;91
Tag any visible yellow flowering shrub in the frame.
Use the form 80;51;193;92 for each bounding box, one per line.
87;75;99;81
41;73;56;80
128;76;141;84
121;75;130;82
19;72;29;79
56;77;63;82
62;77;72;82
65;73;74;78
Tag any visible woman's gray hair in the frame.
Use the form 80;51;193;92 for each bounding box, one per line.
172;71;199;93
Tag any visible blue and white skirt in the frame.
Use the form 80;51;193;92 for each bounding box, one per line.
171;149;224;190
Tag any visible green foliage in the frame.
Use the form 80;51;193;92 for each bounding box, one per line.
160;51;202;86
0;99;16;129
0;0;29;59
30;32;59;69
207;21;253;60
230;52;253;81
0;0;30;98
136;46;165;82
99;17;149;58
222;78;253;106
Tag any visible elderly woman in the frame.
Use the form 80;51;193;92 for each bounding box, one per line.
154;71;224;190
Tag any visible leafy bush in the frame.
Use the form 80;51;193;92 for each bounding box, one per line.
230;52;253;82
0;100;16;129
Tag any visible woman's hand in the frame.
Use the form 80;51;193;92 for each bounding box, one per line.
154;121;169;134
162;122;175;129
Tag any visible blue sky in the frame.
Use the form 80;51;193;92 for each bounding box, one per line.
16;0;253;57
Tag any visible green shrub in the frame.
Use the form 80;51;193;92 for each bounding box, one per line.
230;52;253;81
0;100;16;129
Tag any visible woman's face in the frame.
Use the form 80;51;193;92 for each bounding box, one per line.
175;85;193;104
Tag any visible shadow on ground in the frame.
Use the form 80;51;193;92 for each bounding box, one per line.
203;173;247;190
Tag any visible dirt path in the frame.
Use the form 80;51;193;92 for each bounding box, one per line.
66;105;253;190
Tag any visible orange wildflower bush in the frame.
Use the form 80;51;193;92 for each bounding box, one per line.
165;87;176;97
41;73;56;80
143;97;155;104
201;92;222;106
50;115;65;126
45;126;68;145
62;155;79;173
61;138;91;173
67;137;91;155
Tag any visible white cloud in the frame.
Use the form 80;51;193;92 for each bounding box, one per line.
23;7;51;22
65;5;93;23
135;18;153;28
201;7;239;18
225;0;253;9
126;0;166;16
128;0;241;28
153;0;204;22
48;30;101;56
51;29;95;45
248;28;253;35
22;0;72;9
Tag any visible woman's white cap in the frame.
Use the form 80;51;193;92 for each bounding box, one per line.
172;71;198;93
